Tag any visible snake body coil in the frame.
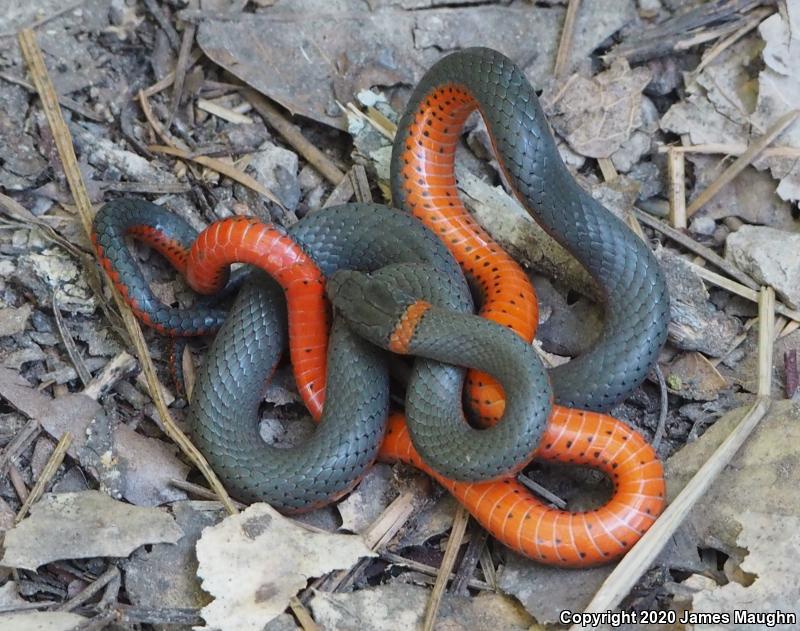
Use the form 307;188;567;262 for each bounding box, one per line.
92;48;669;566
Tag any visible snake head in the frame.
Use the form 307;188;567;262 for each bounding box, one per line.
327;269;416;347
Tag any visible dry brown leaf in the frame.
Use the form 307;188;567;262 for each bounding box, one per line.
542;58;652;158
196;0;635;129
196;503;375;631
752;4;800;202
0;491;183;571
688;511;800;629
665;400;800;556
0;368;190;506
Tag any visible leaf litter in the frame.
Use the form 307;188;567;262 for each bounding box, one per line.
1;0;799;628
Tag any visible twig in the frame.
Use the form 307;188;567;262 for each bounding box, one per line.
142;49;204;98
197;98;253;124
666;148;686;229
289;597;320;631
167;1;198;129
362;491;417;550
597;157;618;183
606;0;772;63
350;164;373;204
651;364;668;450
517;473;568;509
149;144;286;209
689;6;773;80
686;260;800;323
478;544;497;590
554;0;581;77
322;167;356;208
307;491;417;598
785;350;798;398
8;463;29;502
56;565;120;612
422;505;470;631
138;90;188;150
169;478;245;509
244;88;346;185
15;432;72;523
52;291;91;387
0;418;41;473
381;551;493;591
17;28;238;516
142;0;181;49
450;524;489;595
578;287;774;619
686;109;800;216
632;207;759;290
83;352;138;401
657;142;800;159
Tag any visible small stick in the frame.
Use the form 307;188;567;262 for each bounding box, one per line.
244;88;346;185
15;432;73;523
52;291;91;387
138;90;189;150
196;98;253;124
362;491;417;551
632;207;759;291
18;28;238;516
83;352;138;401
666;148;686;229
686;260;800;323
450;524;489;595
686;109;800;217
658;142;800;159
597;157;618;183
785;350;798;398
689;7;772;80
350;164;373;204
306;491;417;598
289;597;320;631
554;0;582;77
8;463;29;502
167;2;198;129
651;364;668;450
478;544;497;590
169;478;245;509
381;551;493;591
142;49;204;98
577;287;774;619
422;505;470;631
56;565;120;612
517;473;568;509
149;144;285;210
142;0;181;49
0;418;41;472
322;168;355;208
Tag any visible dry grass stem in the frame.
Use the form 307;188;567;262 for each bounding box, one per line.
149;144;285;209
578;287;774;619
686;109;800;216
18;28;238;516
554;0;582;77
15;432;73;523
667;148;686;229
422;504;470;631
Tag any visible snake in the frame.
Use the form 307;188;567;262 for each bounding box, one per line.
92;47;669;566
